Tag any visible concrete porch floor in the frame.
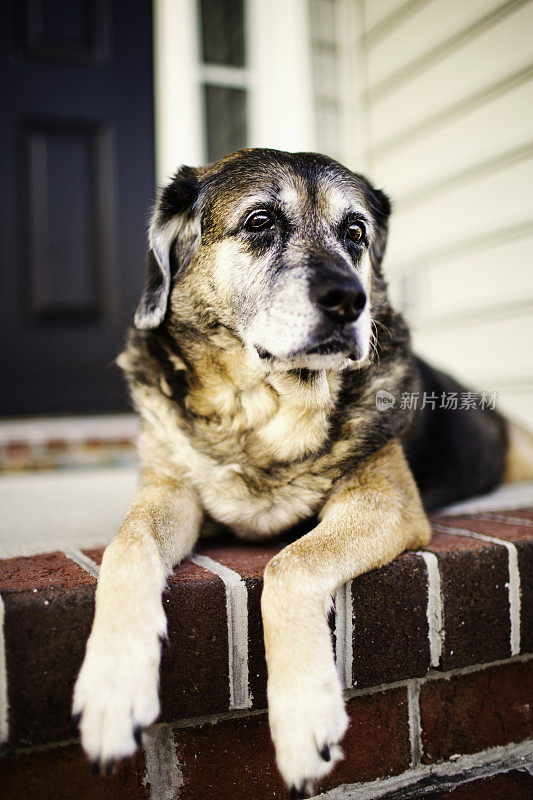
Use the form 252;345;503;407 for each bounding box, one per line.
0;467;138;558
1;467;533;559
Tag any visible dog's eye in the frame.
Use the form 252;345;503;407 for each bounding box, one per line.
244;210;274;232
346;222;365;243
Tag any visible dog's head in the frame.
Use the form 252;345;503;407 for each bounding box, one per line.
135;148;391;371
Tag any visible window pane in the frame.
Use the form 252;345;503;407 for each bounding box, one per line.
200;0;245;66
204;85;247;162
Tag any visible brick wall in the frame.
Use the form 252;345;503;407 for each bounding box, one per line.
1;507;532;799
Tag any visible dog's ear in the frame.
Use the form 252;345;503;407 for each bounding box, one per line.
366;186;391;272
134;166;201;329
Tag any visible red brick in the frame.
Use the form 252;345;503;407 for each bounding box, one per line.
483;507;533;523
197;541;285;581
433;514;533;542
197;540;287;709
425;529;511;668
1;553;96;747
82;549;232;718
175;686;410;800
160;560;231;718
323;686;410;788
433;514;533;655
1;744;147;800
420;660;533;763
82;547;104;566
350;552;430;688
0;551;96;593
423;771;533;800
198;541;432;703
175;712;287;800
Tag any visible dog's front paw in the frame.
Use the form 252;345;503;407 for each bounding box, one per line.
268;672;349;797
73;631;162;772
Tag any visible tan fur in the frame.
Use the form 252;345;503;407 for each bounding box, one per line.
123;341;346;539
261;439;430;791
72;472;202;763
504;419;533;483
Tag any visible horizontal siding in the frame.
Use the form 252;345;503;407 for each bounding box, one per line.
316;103;340;156
312;47;339;100
364;0;413;32
367;0;505;91
368;1;533;149
360;0;533;428
412;312;533;387
386;150;533;266
372;72;533;197
413;233;533;321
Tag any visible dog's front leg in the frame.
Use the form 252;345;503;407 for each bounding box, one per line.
73;473;202;771
261;439;431;796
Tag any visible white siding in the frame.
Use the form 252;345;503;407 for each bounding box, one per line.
353;0;533;428
368;1;533;148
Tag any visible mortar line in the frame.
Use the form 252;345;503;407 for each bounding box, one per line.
334;582;354;688
417;551;443;667
312;740;533;799
407;679;422;767
344;580;353;689
142;723;183;800
189;554;251;710
63;548;100;578
334;584;347;686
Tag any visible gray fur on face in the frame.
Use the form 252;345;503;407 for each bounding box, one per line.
197;163;379;370
136;150;390;377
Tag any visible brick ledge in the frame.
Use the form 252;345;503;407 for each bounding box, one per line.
1;507;533;798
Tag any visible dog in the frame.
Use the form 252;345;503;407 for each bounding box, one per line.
73;148;533;797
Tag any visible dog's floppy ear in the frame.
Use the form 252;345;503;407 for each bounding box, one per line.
367;186;391;272
134;166;201;329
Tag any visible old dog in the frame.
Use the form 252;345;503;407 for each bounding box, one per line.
73;148;533;796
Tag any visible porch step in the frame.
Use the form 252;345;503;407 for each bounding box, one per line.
1;501;532;798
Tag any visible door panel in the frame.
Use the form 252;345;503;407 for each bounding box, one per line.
1;0;154;415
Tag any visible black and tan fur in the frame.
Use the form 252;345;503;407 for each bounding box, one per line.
73;149;533;797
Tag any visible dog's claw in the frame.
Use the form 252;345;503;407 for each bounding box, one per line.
158;633;169;650
72;711;81;727
319;743;331;762
102;759;115;777
290;787;307;800
90;758;116;777
133;725;143;747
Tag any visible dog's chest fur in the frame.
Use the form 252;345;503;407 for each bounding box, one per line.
187;350;342;464
125;340;348;538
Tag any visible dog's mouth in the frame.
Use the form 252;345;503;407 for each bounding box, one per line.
303;338;351;356
255;333;360;363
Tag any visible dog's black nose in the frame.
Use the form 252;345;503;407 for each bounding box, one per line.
312;275;367;324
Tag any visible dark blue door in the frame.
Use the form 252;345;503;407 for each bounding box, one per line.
1;0;155;415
